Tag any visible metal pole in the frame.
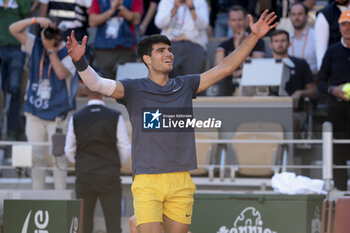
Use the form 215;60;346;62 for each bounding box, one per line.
322;122;333;192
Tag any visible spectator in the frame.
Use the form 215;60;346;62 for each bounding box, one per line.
318;10;350;191
38;0;91;42
9;17;77;189
289;3;317;75
0;0;30;140
210;0;244;38
155;0;209;78
315;0;350;69
65;86;131;233
139;0;161;37
273;0;316;19
67;9;277;233
89;0;143;79
210;5;265;96
270;30;317;132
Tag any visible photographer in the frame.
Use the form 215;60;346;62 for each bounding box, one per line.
9;17;77;190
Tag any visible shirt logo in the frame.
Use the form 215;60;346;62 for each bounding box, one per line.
143;109;162;129
173;87;181;92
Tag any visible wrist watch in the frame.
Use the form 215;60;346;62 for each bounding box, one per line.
47;49;55;55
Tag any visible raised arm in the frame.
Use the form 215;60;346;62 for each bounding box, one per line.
197;10;277;93
66;31;125;99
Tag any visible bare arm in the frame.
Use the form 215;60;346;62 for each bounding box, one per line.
292;83;317;108
89;10;118;27
39;2;48;17
89;0;141;27
47;52;72;80
66;31;124;99
139;1;158;35
292;83;317;100
197;10;277;93
303;0;315;10
89;0;122;27
9;18;31;45
30;0;40;16
119;5;142;25
186;0;196;21
9;17;52;45
214;49;225;66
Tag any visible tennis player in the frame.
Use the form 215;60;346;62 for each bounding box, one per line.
67;9;277;233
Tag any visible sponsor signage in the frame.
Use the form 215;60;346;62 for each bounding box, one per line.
3;200;82;233
217;207;277;233
190;193;324;233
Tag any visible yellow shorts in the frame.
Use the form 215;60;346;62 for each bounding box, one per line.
131;171;196;226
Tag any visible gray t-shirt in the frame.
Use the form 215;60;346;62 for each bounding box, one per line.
118;74;201;175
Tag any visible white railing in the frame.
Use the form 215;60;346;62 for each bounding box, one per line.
0;122;349;191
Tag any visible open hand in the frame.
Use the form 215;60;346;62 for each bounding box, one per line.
37;17;54;29
249;9;278;39
66;30;88;62
186;0;194;8
111;0;123;11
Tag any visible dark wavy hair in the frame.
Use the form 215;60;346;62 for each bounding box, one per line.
136;34;171;64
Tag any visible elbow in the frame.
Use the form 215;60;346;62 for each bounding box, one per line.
89;16;99;27
196;21;209;30
9;23;16;36
57;74;67;80
154;17;166;29
57;71;71;80
154;21;161;29
131;13;142;25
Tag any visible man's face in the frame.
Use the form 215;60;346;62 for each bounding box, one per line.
270;33;290;56
336;0;349;6
146;43;174;73
340;22;350;40
228;10;246;34
290;4;308;30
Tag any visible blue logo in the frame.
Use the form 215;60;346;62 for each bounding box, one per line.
143;109;162;129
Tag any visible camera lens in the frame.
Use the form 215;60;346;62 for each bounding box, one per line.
43;27;58;40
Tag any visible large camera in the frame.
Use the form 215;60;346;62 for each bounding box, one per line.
42;27;61;40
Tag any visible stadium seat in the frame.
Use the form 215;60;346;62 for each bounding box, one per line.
190;132;218;176
231;122;285;176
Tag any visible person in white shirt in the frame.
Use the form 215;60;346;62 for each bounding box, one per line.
289;2;318;75
65;86;131;233
154;0;209;78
